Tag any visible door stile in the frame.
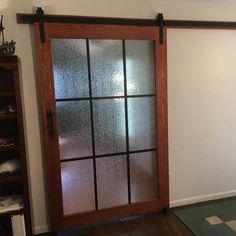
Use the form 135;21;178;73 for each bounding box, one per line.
156;27;169;209
34;22;64;231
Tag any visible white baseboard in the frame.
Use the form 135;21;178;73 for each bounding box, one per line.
33;225;49;235
170;189;236;208
33;190;236;234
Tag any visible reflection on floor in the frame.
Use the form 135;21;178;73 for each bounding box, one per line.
38;211;193;236
174;197;236;236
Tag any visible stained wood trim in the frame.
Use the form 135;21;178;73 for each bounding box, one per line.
48;23;158;40
0;56;18;63
63;199;162;229
34;23;64;231
156;27;169;208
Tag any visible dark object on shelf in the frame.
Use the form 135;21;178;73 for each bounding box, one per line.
0;16;16;55
0;218;12;236
0;109;6;114
6;103;16;114
0;99;16;115
0;138;15;147
0;158;20;176
0;40;16;55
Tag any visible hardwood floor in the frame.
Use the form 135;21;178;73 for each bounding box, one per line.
38;211;193;236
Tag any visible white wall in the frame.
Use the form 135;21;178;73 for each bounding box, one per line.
2;0;236;233
168;29;236;206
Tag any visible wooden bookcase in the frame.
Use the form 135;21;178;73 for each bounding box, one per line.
0;56;32;235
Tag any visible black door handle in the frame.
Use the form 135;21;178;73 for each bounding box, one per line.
48;109;55;140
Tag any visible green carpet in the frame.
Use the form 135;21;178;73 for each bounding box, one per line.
174;198;236;236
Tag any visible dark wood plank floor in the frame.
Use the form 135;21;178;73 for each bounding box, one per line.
38;211;193;236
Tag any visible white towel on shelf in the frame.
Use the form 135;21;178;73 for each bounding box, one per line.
11;214;26;236
0;195;23;213
0;159;21;175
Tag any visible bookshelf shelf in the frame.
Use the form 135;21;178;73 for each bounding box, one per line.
0;174;22;184
0;92;15;97
0;114;17;120
0;209;24;218
0;145;19;152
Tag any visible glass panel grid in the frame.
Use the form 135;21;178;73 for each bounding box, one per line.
60;148;157;162
54;38;158;215
123;39;131;203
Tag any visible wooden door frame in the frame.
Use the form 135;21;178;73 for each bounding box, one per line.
34;22;168;231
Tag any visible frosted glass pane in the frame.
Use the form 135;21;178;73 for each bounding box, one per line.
96;156;128;209
51;39;89;99
90;40;124;96
93;99;126;155
130;152;158;203
128;97;156;150
61;160;95;215
56;101;92;159
126;40;155;95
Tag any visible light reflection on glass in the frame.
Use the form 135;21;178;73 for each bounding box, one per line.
126;40;155;95
90;40;124;97
61;161;95;215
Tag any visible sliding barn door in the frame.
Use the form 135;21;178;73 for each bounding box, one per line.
34;23;168;231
